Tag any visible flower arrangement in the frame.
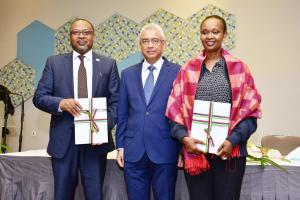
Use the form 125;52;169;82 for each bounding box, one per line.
246;142;290;171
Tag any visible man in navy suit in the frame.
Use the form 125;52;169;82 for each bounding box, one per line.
33;19;120;200
116;23;182;200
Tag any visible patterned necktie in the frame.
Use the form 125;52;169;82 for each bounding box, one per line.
144;65;155;104
78;55;88;98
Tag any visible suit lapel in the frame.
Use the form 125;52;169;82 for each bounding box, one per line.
134;63;147;105
147;59;171;105
92;53;102;97
64;53;74;98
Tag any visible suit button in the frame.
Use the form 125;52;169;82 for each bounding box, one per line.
146;112;149;115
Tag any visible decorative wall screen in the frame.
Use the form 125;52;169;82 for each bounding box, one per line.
0;4;235;107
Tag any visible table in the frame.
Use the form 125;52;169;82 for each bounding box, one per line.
1;151;300;200
240;164;300;200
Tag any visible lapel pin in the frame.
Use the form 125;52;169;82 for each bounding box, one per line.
96;58;100;62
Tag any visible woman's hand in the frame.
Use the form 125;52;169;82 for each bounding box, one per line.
182;137;205;155
216;140;233;160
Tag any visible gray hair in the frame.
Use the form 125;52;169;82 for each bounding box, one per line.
139;23;165;40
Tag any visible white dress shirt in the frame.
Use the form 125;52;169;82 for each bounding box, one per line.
141;57;164;87
73;50;93;99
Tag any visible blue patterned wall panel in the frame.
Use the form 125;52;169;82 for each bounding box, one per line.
94;14;141;62
2;4;235;107
0;59;35;106
53;5;235;66
141;9;191;65
118;52;143;72
17;20;55;88
55;18;75;55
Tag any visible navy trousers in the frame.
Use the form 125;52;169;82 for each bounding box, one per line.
52;138;107;200
124;153;178;200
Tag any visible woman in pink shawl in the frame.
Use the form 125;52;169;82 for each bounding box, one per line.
166;15;261;200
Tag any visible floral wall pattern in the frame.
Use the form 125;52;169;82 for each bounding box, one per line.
0;4;235;107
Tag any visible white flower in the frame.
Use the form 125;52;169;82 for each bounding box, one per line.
246;142;288;171
247;142;262;158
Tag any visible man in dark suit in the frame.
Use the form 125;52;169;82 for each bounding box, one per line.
116;23;182;200
33;19;120;200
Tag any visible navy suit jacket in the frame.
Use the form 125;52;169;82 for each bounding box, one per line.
116;58;180;164
33;52;120;158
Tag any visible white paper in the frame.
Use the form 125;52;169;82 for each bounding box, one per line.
191;100;231;154
74;98;108;145
286;146;300;161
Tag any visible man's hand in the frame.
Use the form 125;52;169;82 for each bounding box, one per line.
116;149;124;168
59;99;82;117
177;153;183;168
216;140;233;160
182;137;205;155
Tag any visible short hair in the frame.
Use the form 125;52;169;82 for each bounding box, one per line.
200;15;227;33
69;18;95;33
139;23;165;40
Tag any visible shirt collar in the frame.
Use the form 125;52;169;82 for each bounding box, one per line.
73;49;93;61
202;57;225;71
142;57;164;72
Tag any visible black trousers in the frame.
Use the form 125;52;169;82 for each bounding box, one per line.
184;155;246;200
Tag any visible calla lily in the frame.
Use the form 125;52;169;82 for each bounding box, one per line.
266;149;282;159
247;142;262;158
246;142;288;171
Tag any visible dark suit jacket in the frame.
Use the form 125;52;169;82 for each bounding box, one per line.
33;52;120;158
116;58;180;164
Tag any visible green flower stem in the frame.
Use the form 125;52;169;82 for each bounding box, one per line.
247;155;288;172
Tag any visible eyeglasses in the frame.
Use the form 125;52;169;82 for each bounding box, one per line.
140;38;164;46
70;30;93;36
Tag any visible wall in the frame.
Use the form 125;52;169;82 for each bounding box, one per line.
1;0;299;151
